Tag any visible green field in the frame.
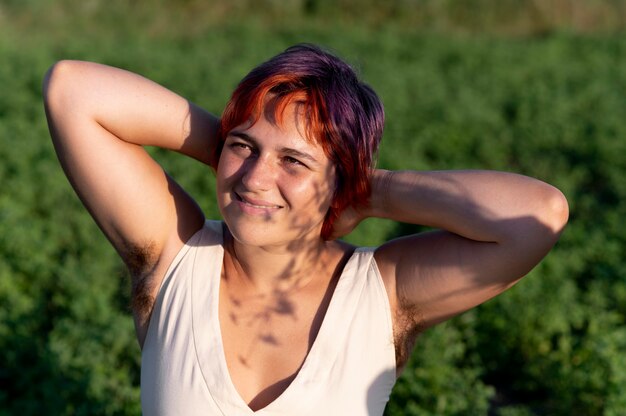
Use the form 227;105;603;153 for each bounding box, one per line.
1;1;625;415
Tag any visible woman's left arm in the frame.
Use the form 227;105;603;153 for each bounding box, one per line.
337;169;569;330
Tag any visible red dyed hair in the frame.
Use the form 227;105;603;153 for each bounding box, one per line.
212;44;384;240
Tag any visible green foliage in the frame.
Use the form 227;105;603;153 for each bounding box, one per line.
385;315;494;415
1;2;625;415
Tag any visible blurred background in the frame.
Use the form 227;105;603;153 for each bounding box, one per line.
1;1;625;414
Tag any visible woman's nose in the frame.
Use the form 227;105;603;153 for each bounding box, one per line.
241;156;275;191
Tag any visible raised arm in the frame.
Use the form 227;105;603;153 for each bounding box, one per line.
43;60;219;343
344;169;568;351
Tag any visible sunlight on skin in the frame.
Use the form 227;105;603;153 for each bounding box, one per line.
216;101;337;288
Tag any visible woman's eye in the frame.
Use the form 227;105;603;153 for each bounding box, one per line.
229;142;253;154
284;156;304;167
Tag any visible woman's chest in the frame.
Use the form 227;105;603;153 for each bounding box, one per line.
218;283;331;409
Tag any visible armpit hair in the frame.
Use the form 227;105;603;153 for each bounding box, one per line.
122;241;159;323
393;296;424;371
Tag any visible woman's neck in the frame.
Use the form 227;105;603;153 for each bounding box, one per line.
222;228;346;296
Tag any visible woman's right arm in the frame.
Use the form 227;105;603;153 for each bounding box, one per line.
43;60;219;342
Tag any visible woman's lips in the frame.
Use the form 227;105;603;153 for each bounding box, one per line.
235;192;283;210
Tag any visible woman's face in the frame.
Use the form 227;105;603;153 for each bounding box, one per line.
216;103;336;249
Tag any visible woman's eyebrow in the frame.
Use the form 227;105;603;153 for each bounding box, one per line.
228;131;255;143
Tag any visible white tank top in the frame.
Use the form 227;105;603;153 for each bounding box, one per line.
141;220;396;415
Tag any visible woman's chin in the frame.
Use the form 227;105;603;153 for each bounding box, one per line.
223;220;281;247
223;219;324;251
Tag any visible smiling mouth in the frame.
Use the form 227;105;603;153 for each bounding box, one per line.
235;192;283;209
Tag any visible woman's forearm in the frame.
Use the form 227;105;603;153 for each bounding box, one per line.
369;169;569;244
43;60;218;164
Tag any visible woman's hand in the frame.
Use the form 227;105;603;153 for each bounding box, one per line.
328;170;392;240
328;205;366;240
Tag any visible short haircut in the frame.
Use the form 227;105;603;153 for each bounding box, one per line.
214;43;384;239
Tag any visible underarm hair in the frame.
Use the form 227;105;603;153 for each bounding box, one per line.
123;241;159;322
393;297;424;370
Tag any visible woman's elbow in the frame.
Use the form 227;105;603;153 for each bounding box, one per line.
540;185;569;237
43;60;75;106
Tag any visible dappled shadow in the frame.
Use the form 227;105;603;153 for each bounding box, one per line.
213;172;353;409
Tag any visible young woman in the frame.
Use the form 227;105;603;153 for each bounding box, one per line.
43;44;568;415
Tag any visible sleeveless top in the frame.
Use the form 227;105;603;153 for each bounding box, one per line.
141;220;397;415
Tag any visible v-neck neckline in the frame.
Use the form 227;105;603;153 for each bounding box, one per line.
191;224;366;415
